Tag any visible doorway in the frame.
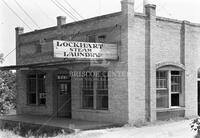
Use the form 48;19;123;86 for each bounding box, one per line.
56;74;71;118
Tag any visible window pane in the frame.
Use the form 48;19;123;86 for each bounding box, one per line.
28;93;36;104
171;71;180;75
27;73;46;105
83;72;94;89
97;72;108;89
38;74;46;105
28;78;36;93
82;72;94;109
97;89;108;95
156;90;169;108
96;72;108;110
29;74;36;78
171;71;181;93
171;93;179;106
38;74;45;79
96;96;108;110
27;75;37;105
82;96;93;109
98;35;106;43
83;89;93;95
156;71;167;88
38;79;45;93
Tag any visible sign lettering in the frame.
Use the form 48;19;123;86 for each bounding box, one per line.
53;40;118;60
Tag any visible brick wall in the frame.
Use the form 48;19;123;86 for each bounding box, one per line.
16;12;129;123
15;0;200;124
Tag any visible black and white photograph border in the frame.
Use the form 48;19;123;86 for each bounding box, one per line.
0;0;200;137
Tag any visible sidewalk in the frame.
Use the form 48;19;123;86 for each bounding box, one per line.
59;119;197;138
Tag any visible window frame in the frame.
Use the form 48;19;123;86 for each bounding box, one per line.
98;35;106;43
27;72;46;106
96;72;108;110
82;71;108;110
82;72;94;109
156;68;183;109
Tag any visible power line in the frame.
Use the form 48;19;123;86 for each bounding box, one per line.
14;0;40;29
63;0;84;19
54;0;79;21
3;48;16;60
32;1;55;23
1;0;32;30
50;0;77;21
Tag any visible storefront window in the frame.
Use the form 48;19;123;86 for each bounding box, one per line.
96;72;108;110
82;72;94;109
27;73;46;105
82;71;108;110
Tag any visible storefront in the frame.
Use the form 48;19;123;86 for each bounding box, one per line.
1;0;200;124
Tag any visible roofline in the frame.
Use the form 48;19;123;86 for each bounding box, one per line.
19;11;200;37
20;11;122;36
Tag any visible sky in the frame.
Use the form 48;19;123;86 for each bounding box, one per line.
0;0;200;66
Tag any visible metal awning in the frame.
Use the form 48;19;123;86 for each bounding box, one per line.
0;60;90;70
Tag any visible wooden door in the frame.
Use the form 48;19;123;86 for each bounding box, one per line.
57;77;71;118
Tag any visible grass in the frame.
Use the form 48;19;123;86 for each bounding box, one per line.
0;120;74;137
0;129;23;138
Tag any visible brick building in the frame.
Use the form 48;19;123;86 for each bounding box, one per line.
1;0;200;124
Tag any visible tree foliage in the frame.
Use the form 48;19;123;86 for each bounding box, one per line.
0;54;16;115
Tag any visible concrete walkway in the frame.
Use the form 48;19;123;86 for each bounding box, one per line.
0;115;115;131
63;119;197;138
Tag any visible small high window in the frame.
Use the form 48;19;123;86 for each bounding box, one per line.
98;35;106;43
87;35;96;42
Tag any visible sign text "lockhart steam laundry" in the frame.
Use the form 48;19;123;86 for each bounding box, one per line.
53;40;118;60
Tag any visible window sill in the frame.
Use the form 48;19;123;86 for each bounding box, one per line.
74;108;110;114
156;106;185;112
26;104;47;107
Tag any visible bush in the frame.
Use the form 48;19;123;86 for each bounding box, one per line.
190;118;200;138
0;70;16;115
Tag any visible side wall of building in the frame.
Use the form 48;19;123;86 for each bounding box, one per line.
127;15;147;123
184;24;200;117
127;5;200;121
153;19;200;119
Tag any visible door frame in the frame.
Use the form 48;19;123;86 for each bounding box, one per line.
54;69;72;118
198;79;200;116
